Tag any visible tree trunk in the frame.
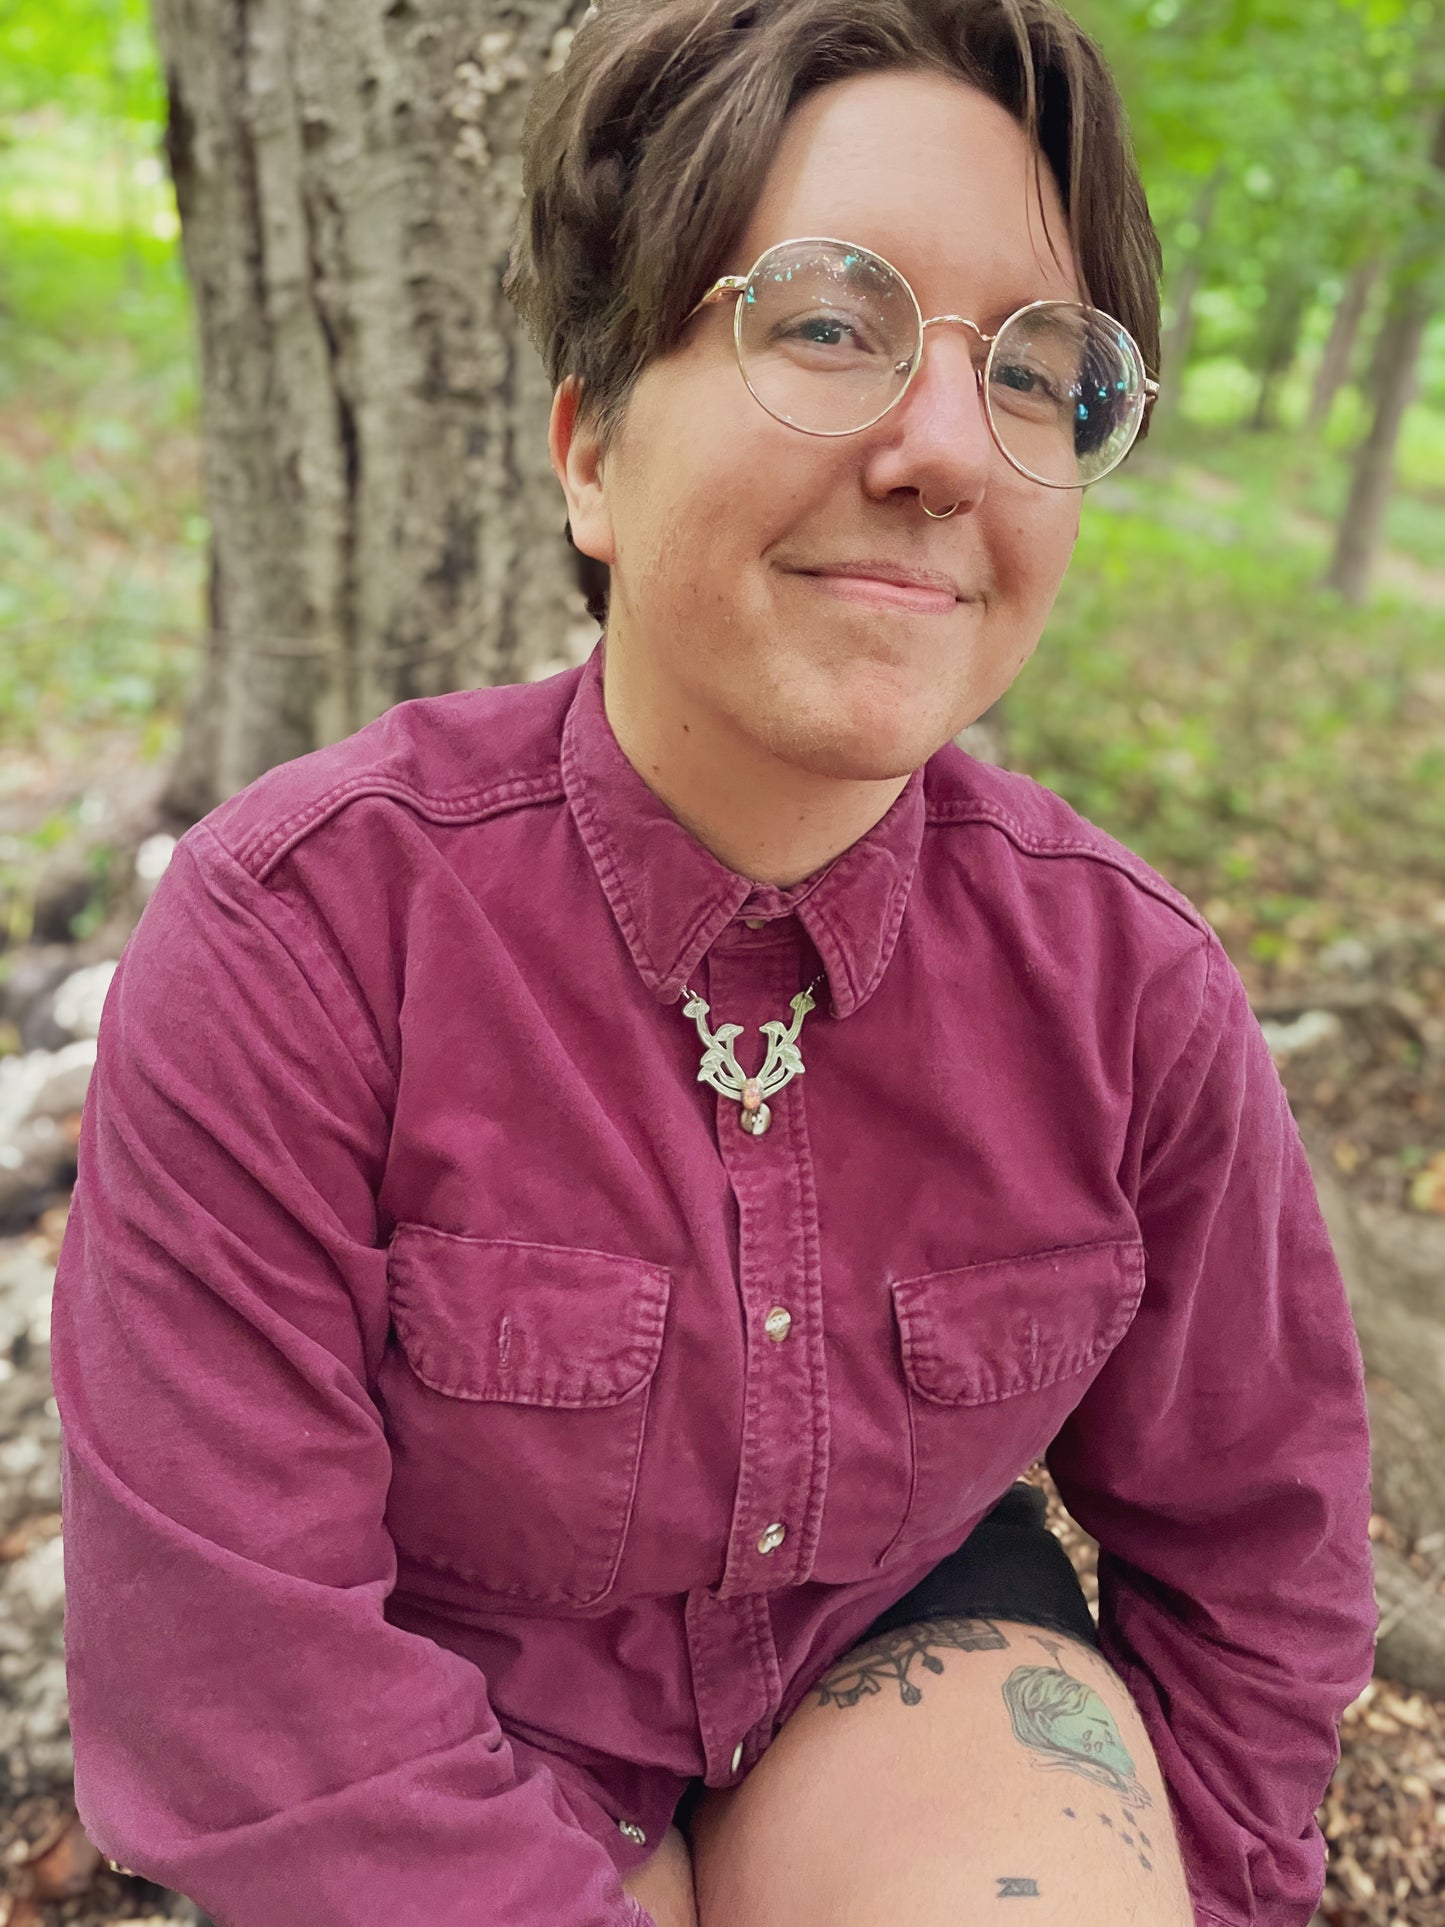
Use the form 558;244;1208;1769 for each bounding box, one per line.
150;0;596;822
1306;253;1382;435
1324;103;1445;605
1323;266;1433;603
1248;272;1310;433
1153;162;1225;428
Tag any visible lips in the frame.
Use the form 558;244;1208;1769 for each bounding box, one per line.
798;561;962;599
795;567;960;615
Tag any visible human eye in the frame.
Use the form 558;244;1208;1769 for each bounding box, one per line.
987;352;1074;424
991;357;1063;402
774;310;882;357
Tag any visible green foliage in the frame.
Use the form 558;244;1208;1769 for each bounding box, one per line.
1072;0;1445;396
0;0;197;799
0;0;163;123
1009;450;1445;972
0;202;200;782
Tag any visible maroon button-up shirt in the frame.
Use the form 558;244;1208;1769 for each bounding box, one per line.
51;642;1376;1927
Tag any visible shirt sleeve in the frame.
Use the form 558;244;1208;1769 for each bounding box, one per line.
1044;931;1377;1927
49;824;655;1927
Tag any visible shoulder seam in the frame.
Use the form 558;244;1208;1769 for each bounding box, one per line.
925;796;1209;939
226;769;567;884
180;822;399;1100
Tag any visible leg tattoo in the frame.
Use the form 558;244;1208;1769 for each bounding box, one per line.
998;1636;1151;1816
812;1616;1009;1709
1001;1637;1157;1875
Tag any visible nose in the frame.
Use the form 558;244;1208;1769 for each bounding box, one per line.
861;318;994;516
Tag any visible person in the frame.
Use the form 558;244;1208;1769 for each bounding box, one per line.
50;0;1376;1923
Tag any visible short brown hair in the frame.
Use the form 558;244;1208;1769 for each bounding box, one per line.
505;0;1161;617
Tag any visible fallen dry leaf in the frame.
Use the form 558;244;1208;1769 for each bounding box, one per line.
1406;1150;1445;1214
27;1814;100;1898
0;1514;64;1562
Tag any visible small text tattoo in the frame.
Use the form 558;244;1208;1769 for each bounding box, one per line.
812;1617;1009;1709
996;1876;1040;1897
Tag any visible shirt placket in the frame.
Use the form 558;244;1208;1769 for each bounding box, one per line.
683;924;831;1785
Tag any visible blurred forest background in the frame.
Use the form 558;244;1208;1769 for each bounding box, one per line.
0;0;1443;1923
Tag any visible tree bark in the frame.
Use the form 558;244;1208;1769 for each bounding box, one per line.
1306;253;1382;435
1324;103;1445;605
150;0;596;821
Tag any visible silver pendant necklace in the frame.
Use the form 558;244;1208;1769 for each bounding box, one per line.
680;976;823;1135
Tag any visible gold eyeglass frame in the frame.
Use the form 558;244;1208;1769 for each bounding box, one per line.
681;233;1161;491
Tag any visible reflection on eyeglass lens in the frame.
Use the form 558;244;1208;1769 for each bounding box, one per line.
737;240;1144;486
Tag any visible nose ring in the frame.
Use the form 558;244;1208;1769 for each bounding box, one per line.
922;499;958;518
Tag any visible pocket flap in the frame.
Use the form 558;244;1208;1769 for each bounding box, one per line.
387;1226;671;1407
890;1238;1145;1406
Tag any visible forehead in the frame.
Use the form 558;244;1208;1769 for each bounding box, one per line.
734;68;1080;310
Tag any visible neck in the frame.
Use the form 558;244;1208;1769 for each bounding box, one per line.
601;640;910;889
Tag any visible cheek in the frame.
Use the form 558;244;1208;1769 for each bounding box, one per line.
992;496;1079;606
618;432;768;598
612;364;832;581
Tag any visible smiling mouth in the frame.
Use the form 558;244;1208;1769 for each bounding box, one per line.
795;572;961;614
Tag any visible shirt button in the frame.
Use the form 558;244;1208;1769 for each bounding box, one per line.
618;1820;647;1845
763;1305;792;1342
744;917;766;930
730;1740;745;1772
757;1521;786;1555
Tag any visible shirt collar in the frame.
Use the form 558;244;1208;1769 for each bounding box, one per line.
560;643;925;1018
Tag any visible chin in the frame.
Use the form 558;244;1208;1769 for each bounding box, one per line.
766;708;955;784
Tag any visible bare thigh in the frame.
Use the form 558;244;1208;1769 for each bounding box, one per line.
683;1616;1195;1927
620;1820;699;1927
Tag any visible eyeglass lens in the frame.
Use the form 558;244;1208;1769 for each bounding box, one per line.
737;239;1146;487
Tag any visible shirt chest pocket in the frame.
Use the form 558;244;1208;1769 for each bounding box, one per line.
878;1238;1145;1569
378;1225;671;1607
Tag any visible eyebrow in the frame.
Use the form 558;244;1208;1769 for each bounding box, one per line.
977;295;1045;326
832;247;1075;322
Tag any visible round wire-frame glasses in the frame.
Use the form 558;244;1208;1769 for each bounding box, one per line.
681;233;1162;490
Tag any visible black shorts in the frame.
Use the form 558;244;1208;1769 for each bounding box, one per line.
673;1481;1095;1832
857;1479;1098;1650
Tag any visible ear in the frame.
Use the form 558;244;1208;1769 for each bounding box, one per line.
549;376;616;568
